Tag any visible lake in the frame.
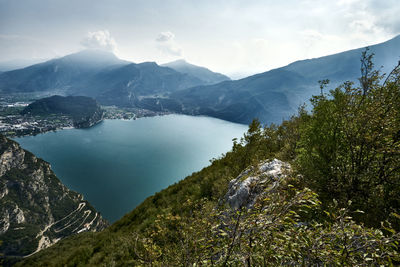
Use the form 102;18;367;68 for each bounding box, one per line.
14;115;248;222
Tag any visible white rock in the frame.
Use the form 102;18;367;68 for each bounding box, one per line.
13;205;26;224
0;210;10;234
0;183;8;199
225;159;290;209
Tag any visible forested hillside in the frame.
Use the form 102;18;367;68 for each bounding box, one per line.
22;95;104;128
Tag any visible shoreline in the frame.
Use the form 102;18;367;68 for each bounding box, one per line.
3;107;248;138
6;109;171;138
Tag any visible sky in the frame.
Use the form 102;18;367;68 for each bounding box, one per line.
0;0;399;79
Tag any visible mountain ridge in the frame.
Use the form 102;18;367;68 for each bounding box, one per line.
168;34;400;124
0;50;226;108
162;59;230;85
0;36;399;125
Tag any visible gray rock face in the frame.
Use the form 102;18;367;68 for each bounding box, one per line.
0;135;108;257
224;159;290;209
0;141;25;176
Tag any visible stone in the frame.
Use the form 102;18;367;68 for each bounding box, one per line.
224;159;290;209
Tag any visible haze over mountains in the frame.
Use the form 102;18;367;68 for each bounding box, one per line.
0;49;229;105
0;35;399;124
162;59;230;85
171;35;400;123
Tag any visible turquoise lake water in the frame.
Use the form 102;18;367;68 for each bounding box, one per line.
14;115;248;222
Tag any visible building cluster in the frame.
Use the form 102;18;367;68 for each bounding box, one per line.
103;106;171;120
0;110;74;137
0;100;171;137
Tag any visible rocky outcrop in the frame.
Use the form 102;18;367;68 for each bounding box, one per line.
0;141;25;176
72;106;103;128
0;135;108;257
224;159;290;209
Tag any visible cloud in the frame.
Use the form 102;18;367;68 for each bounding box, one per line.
81;30;117;52
155;31;183;57
333;0;398;38
156;31;175;42
366;1;400;34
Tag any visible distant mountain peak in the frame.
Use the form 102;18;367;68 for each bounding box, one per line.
73;48;117;57
165;59;187;65
59;49;122;65
137;61;159;67
162;59;230;85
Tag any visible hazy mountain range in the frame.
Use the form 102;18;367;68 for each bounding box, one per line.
0;50;228;103
0;35;399;124
170;35;400;123
162;59;230;85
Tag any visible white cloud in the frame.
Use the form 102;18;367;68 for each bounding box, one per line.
2;1;399;76
155;31;183;57
81;30;118;53
156;31;175;42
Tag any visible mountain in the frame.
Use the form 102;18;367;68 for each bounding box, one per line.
22;95;104;128
0;49;128;95
169;35;400;124
162;59;230;85
1;36;399;125
0;135;107;261
0;51;213;107
73;61;206;107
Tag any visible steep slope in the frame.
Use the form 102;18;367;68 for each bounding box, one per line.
0;49;127;95
162;59;230;85
22;95;104;128
170;35;400;124
172;69;306;123
75;62;206;107
17;155;400;266
0;135;108;259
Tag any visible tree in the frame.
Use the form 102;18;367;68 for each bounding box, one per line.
296;50;400;227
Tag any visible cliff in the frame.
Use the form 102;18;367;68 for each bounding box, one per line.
0;135;107;260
